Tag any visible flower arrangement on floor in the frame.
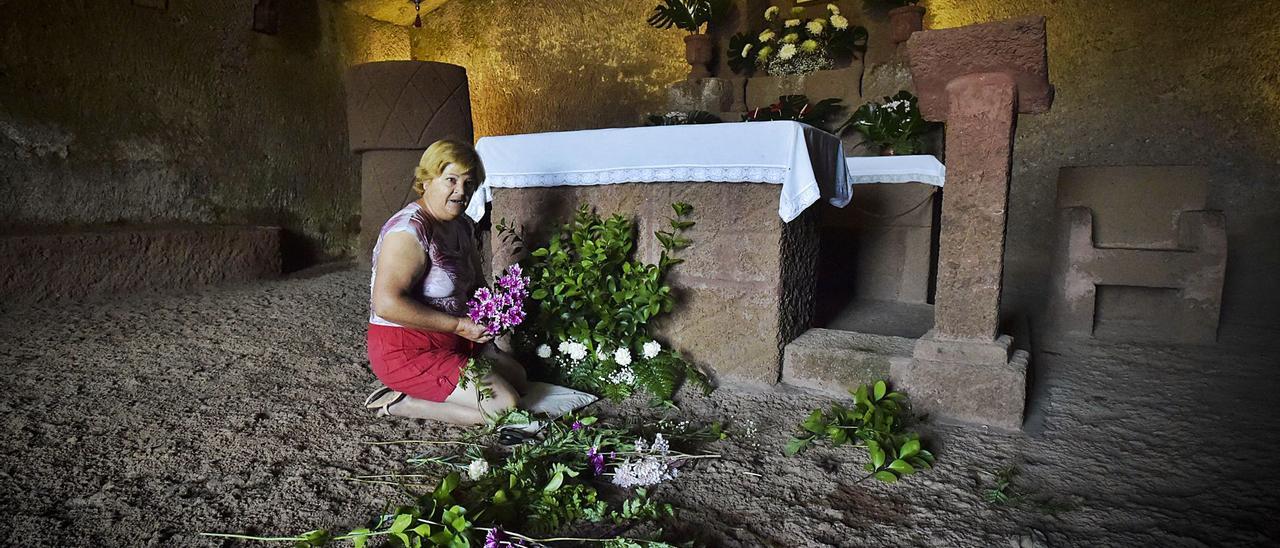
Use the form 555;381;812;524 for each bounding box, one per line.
727;3;867;76
203;412;726;547
644;110;723;126
786;380;934;483
501;204;709;403
837;90;938;155
744;94;846;133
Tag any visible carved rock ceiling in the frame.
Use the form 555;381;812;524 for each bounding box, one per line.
341;0;452;26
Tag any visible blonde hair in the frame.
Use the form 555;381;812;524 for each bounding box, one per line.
411;139;485;196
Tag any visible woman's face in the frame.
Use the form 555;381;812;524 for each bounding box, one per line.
420;162;477;222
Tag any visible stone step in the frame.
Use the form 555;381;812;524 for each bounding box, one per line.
0;224;280;308
781;327;916;397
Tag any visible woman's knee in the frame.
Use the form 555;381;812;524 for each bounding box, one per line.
482;377;518;412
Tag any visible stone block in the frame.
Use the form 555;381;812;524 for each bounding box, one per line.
0;225;280;308
666;77;740;114
911;329;1013;367
744;64;864;118
782;328;914;396
906;16;1053;121
344;61;473;152
891;349;1029;431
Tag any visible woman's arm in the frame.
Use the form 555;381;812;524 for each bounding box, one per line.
371;231;491;342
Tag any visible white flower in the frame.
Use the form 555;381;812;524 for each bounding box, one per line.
650;433;670;455
611;457;677;488
827;3;840;15
801;39;819;53
596;347;609;361
607;366;636;386
642;340;661;359
467;459;489;480
777;43;797;60
758;29;776;42
784;18;801;28
558;340;587;361
536;344;551;358
806;19;825;35
741;43;753;58
781;32;799;43
830;14;849;30
764;6;779;20
613;347;632;366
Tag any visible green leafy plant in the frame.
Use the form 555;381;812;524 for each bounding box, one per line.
744;95;845;133
837;90;937;155
727;3;867;75
984;465;1019;505
785;380;934;483
646;0;731;34
512;204;710;403
645;110;723;126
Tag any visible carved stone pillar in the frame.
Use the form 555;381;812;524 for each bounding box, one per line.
889;17;1054;430
344;61;474;265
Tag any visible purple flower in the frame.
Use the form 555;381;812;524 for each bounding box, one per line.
484;527;505;548
571;420;584;431
586;446;606;476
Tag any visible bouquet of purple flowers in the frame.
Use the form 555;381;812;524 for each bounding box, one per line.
466;264;530;336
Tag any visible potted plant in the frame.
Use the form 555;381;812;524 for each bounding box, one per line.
726;3;868;77
744;95;845;133
837;90;937;155
877;0;926;44
647;0;732;79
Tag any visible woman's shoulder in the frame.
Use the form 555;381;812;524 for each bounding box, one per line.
382;202;435;243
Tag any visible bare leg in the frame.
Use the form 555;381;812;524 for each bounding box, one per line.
384;372;518;425
480;344;528;394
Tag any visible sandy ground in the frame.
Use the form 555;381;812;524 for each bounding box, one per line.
2;268;1278;547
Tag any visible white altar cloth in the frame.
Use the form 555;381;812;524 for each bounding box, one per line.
465;121;848;223
464;121;947;223
845;155;945;187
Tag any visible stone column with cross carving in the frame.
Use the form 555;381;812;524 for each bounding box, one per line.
344;61;474;266
888;17;1054;430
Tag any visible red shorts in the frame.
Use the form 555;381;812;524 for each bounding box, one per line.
367;324;477;402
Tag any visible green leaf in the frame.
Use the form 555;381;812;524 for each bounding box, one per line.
888;459;915;475
871;447;885;469
544;471;565;492
784;436;812;456
531;288;548;300
351;529;372;548
900;439;920;459
874;470;899;483
531;248;548;257
389;514;413;534
801;409;826;434
412;523;431;536
873;380;887;401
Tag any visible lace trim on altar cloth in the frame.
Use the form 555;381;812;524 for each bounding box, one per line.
485;165;791;188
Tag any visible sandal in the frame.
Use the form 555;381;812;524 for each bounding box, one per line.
364;386;405;411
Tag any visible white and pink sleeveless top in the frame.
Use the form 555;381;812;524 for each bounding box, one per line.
369;202;482;326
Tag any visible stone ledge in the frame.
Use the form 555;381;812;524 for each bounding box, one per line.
0;225;281;308
782;328;915;397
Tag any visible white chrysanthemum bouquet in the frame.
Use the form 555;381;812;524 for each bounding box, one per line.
728;3;867;76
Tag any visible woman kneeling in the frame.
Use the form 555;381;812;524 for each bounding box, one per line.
366;139;525;424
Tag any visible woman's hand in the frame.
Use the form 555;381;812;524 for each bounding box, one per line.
453;317;493;344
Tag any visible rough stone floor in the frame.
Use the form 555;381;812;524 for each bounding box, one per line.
1;268;1277;547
